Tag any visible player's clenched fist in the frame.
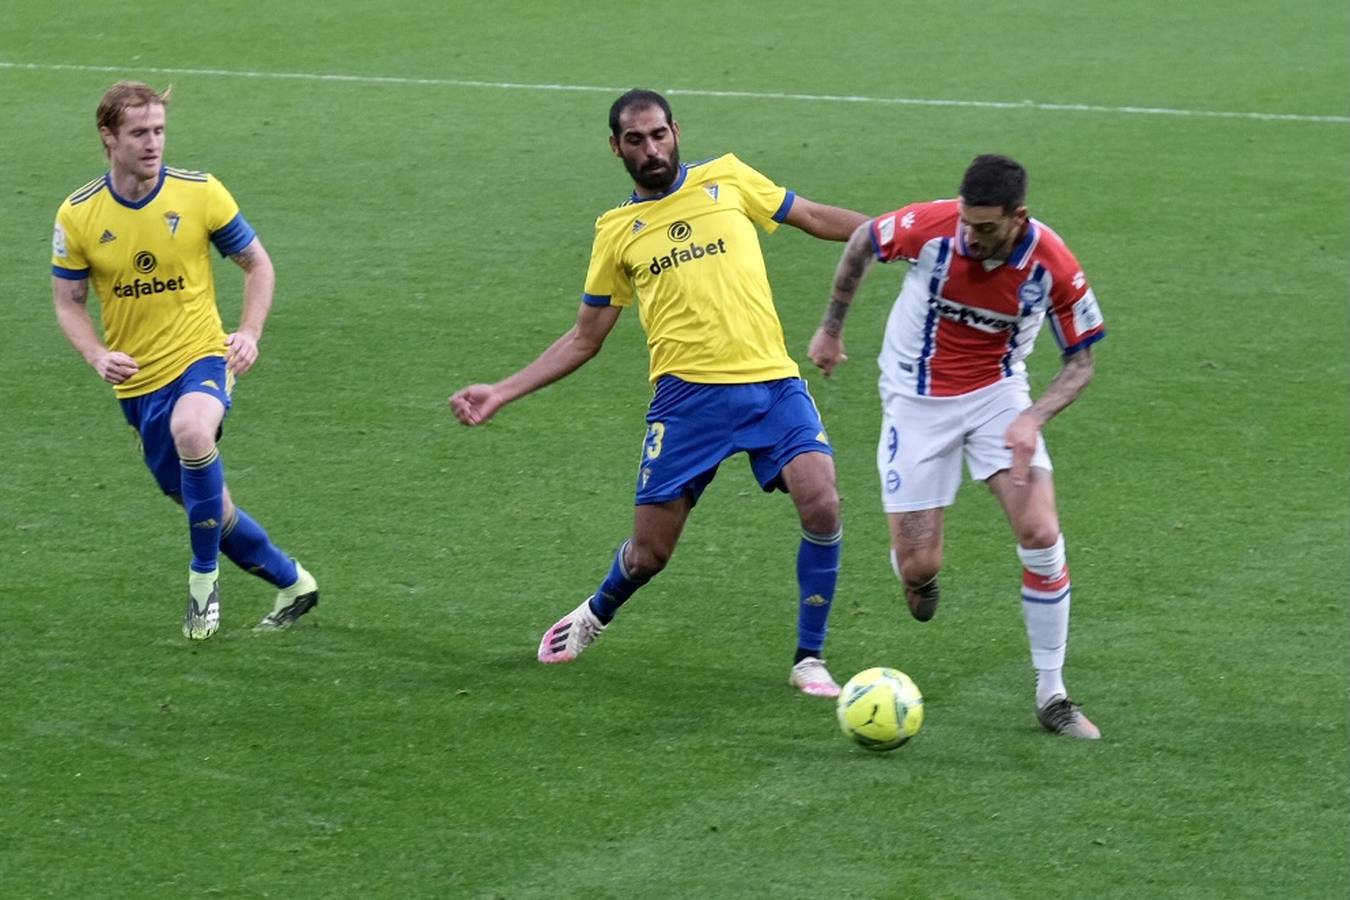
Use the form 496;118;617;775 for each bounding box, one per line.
449;384;503;426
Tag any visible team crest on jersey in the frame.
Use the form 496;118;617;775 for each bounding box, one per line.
164;212;181;236
1017;281;1046;306
704;184;719;201
52;224;68;257
632;219;647;234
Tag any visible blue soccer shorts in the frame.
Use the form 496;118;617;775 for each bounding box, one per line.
119;355;233;497
634;375;833;506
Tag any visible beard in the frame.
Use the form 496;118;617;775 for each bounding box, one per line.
623;144;681;192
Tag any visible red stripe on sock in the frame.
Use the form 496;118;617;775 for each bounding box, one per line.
1022;567;1069;592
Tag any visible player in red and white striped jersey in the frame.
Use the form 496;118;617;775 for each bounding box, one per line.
808;154;1104;739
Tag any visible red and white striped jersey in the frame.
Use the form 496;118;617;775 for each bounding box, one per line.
869;199;1105;397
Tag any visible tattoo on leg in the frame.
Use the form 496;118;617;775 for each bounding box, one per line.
897;510;940;545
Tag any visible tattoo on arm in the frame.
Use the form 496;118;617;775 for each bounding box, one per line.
822;300;850;337
1029;347;1096;424
823;230;876;335
228;243;260;270
835;242;871;298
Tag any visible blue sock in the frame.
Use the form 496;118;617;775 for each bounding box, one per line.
796;526;842;654
221;508;299;588
180;449;223;574
587;541;652;623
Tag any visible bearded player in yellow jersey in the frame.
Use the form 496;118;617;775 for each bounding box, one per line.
451;90;869;697
51;82;318;640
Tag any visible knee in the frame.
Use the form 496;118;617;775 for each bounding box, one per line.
797;484;841;535
625;539;673;579
171;419;216;460
1017;523;1062;551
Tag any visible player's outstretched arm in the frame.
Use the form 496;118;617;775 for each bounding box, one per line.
52;276;139;384
225;237;275;376
808;220;876;378
1004;346;1096;485
449;302;622;427
783;196;870;242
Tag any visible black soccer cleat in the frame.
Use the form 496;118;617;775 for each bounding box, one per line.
1036;696;1101;740
905;576;941;622
256;562;319;630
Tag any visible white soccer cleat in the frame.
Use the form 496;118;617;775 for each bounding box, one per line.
183;570;221;641
257;562;320;630
1036;695;1101;740
789;656;841;698
537;598;606;664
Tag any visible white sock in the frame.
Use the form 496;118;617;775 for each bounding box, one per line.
188;568;218;605
1018;536;1070;708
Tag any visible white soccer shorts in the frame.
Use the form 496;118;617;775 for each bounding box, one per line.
876;377;1053;512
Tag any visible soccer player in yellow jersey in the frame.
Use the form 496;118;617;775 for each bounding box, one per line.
51;81;318;640
451;90;869;697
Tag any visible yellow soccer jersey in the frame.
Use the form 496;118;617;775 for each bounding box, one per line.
51;166;256;398
582;153;800;384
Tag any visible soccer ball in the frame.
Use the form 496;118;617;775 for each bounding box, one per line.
836;667;925;751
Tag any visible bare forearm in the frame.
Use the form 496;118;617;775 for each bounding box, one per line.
496;327;603;403
807;204;871;241
1027;347;1096;425
785;196;870;241
238;269;275;338
230;240;274;339
52;283;105;363
821;223;876;336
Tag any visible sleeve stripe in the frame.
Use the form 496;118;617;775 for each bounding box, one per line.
582;293;612;307
772;190;796;223
209;213;256;257
52;265;90;280
1061;330;1106;356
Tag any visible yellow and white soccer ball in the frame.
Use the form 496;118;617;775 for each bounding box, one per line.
836;667;924;751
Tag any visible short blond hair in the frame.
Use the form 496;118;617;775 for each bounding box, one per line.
96;80;172;135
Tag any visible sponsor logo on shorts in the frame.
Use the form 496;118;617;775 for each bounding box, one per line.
886;470;902;494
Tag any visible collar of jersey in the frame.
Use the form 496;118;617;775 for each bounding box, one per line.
105;166;167;210
953;219;1039;269
628;164;688;203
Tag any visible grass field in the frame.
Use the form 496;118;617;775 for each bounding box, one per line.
2;2;1348;897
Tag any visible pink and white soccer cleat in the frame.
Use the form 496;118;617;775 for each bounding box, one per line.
789;657;841;698
537;598;606;664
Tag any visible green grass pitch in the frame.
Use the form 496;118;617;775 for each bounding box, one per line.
1;2;1347;897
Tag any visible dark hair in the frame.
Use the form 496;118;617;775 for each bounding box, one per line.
959;154;1027;210
609;89;673;137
